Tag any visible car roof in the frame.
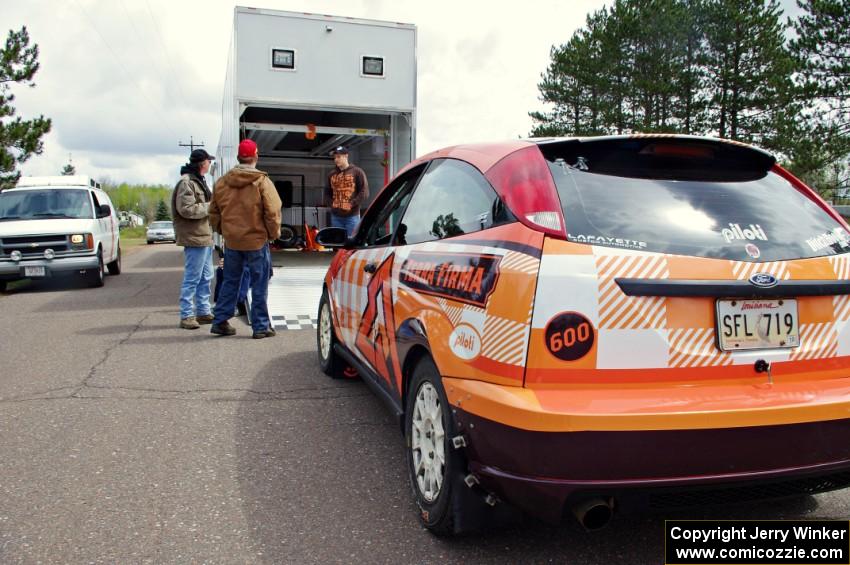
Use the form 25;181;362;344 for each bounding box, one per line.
397;134;775;177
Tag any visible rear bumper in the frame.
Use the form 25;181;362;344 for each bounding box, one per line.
147;233;175;241
0;255;100;279
445;376;850;522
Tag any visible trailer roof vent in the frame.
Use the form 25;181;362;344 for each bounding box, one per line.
271;48;295;71
361;55;384;78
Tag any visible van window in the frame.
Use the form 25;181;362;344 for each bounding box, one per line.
0;189;94;220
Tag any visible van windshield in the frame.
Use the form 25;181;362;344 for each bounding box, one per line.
549;163;850;262
0;189;93;221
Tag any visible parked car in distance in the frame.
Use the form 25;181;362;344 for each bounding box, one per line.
316;134;850;534
0;175;121;290
146;221;175;244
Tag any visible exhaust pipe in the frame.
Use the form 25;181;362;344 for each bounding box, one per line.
572;498;614;531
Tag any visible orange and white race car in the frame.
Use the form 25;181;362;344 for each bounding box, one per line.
316;135;850;534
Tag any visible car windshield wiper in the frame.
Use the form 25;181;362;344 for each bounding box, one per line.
32;213;75;218
0;216;23;221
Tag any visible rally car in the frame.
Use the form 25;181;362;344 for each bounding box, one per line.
316;134;850;534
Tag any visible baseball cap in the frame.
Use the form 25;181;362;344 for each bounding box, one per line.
189;148;215;163
238;139;258;159
331;146;349;155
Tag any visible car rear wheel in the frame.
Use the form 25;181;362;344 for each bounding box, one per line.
87;251;105;288
107;245;122;275
317;289;344;378
405;356;475;536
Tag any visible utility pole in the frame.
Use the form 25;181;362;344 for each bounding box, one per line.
178;136;204;152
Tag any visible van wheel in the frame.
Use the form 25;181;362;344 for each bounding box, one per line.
107;245;122;275
406;356;475;536
0;281;6;292
88;251;105;288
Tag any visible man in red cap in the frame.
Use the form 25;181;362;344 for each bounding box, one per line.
208;139;282;338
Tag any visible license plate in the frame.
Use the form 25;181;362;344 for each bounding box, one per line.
24;266;45;277
716;299;799;351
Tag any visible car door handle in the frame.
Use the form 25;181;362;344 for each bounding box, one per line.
363;263;377;274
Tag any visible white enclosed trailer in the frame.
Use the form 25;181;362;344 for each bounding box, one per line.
215;7;417;237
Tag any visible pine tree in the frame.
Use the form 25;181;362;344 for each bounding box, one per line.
788;0;850;192
155;199;170;221
700;0;796;149
0;27;51;189
60;155;75;176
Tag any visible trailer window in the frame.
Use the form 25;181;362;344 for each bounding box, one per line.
271;48;295;70
362;56;384;78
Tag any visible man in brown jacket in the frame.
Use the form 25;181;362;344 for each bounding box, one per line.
173;148;215;330
208;139;282;338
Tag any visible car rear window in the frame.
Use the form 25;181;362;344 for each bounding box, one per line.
543;142;850;262
150;222;172;229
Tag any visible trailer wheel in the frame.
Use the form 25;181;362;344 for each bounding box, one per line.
277;224;297;248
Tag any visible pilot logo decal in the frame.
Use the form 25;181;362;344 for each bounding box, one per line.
721;223;768;243
544;312;595;361
596;253;668;330
400;251;502;308
448;323;482;361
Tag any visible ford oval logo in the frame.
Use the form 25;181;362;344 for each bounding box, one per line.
749;272;778;288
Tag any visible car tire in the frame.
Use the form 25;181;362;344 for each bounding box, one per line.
317;289;345;378
147;240;153;245
405;355;474;536
0;281;6;292
277;224;297;248
87;251;105;288
107;245;122;275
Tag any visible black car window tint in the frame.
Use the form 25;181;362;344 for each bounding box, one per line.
551;163;850;261
361;165;425;247
400;159;513;245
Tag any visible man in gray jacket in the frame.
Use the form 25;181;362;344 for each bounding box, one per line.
172;148;215;329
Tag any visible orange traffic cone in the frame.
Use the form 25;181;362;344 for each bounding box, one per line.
302;224;325;252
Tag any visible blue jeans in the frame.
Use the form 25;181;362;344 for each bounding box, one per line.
330;213;360;238
214;244;271;332
180;245;214;319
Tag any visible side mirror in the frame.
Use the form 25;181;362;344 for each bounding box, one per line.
316;227;349;248
97;204;111;218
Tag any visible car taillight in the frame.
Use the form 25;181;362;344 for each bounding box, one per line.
485;145;567;239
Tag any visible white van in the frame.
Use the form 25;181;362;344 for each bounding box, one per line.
0;176;121;290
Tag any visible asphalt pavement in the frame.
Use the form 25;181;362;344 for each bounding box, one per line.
1;244;848;564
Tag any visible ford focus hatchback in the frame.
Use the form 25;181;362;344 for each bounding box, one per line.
316;135;850;534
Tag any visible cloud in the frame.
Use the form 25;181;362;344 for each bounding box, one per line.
4;0;807;185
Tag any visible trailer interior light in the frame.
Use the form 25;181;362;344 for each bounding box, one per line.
272;49;295;70
362;56;384;77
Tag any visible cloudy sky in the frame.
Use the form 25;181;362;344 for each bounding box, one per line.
4;0;801;185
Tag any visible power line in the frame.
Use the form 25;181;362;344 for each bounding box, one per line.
140;0;197;130
118;0;192;135
69;0;180;141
